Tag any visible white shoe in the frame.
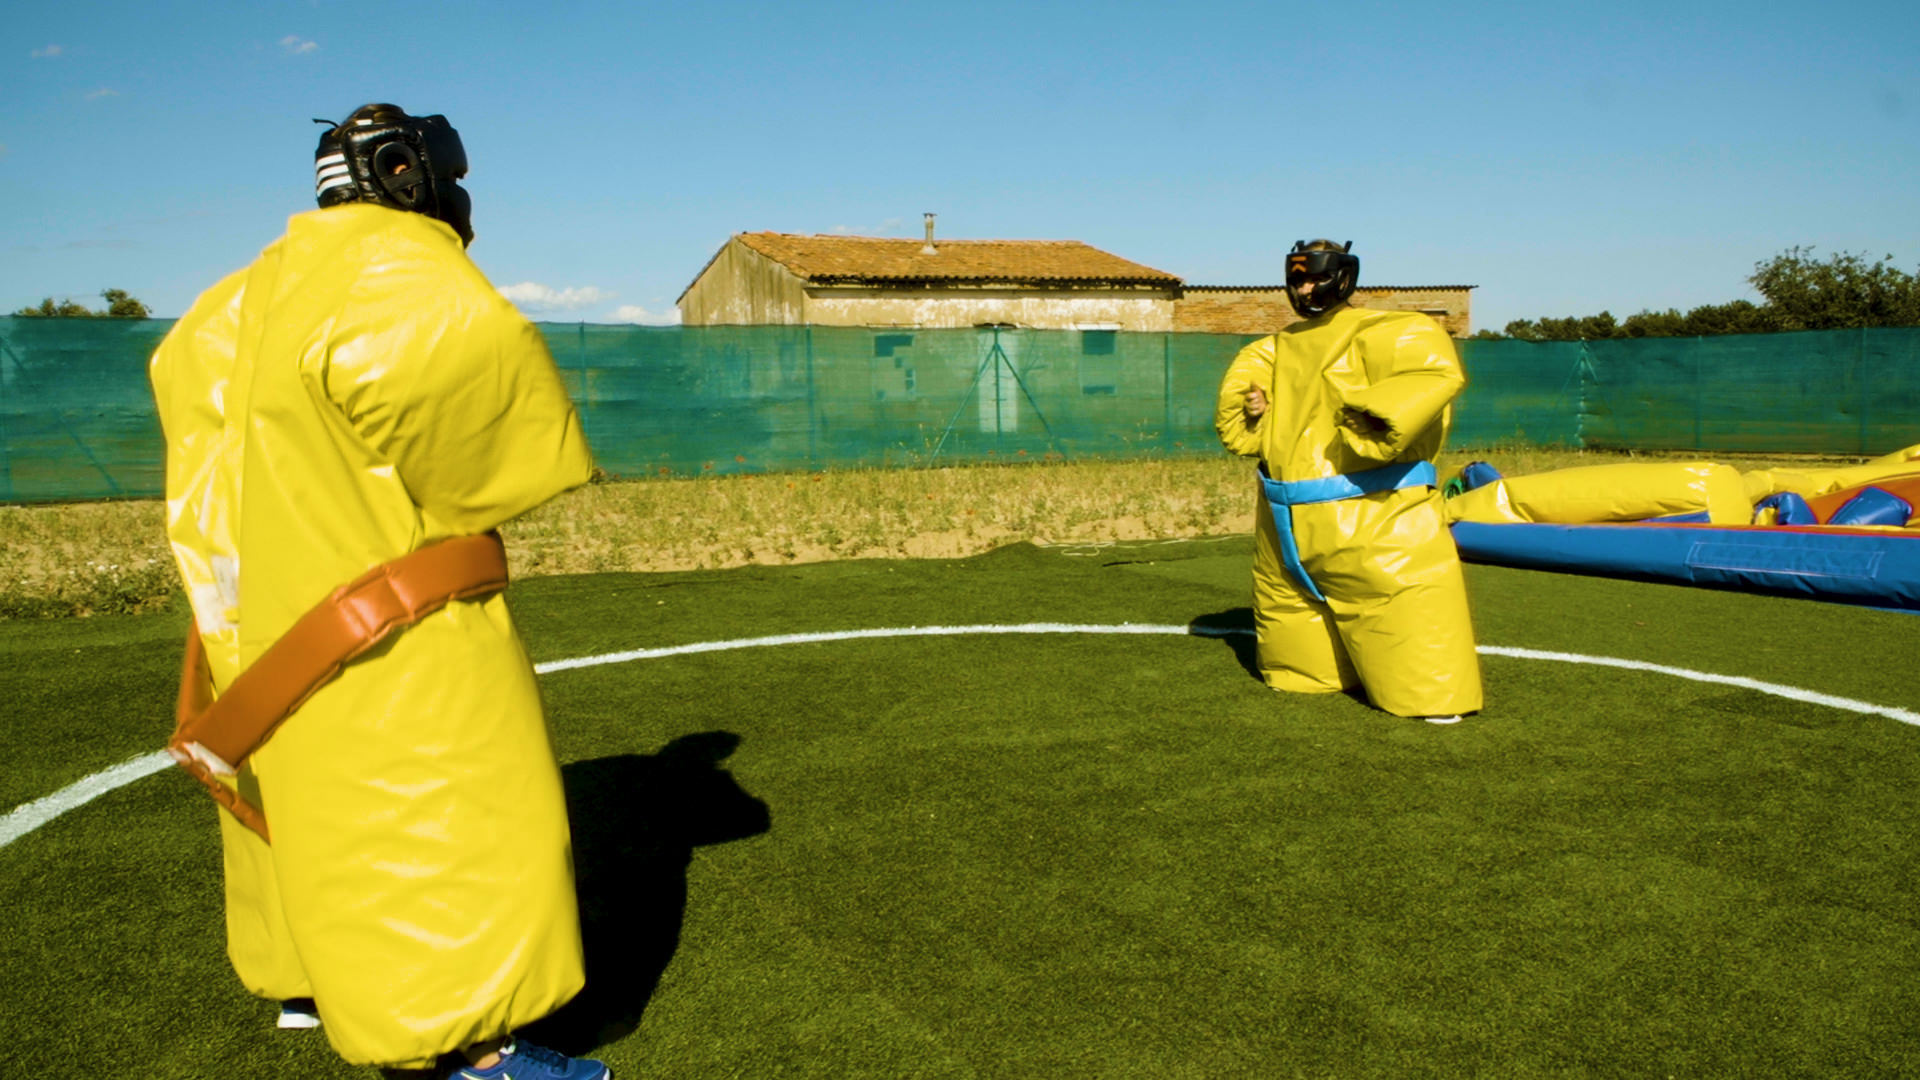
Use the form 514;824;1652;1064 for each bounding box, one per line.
276;999;321;1029
1422;715;1463;725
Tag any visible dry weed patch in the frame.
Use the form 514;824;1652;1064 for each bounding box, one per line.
0;448;1864;618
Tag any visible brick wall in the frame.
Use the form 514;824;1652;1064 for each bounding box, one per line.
1174;286;1474;337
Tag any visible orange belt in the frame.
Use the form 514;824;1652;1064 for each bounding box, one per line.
168;532;511;842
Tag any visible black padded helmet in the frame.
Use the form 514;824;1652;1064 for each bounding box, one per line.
1283;239;1359;319
313;104;473;246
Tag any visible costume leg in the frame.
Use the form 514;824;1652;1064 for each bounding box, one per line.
1252;492;1358;694
1310;490;1483;717
220;760;311;1001
262;600;584;1069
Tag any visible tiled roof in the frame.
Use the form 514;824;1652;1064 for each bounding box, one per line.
733;232;1182;287
1185;284;1476;292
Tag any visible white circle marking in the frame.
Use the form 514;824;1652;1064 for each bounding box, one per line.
4;625;1914;850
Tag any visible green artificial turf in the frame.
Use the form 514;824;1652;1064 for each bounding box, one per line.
3;540;1918;1078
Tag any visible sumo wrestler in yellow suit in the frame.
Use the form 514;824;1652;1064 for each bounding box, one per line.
150;105;609;1078
1215;240;1481;721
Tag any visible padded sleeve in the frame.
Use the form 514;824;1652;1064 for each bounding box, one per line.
333;282;593;534
1335;315;1465;461
1214;336;1274;459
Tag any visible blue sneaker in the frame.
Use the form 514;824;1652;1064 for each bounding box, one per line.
453;1039;610;1080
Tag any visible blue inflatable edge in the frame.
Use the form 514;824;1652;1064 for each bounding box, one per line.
1450;522;1920;611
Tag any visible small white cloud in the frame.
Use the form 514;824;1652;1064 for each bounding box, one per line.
280;35;319;54
610;304;681;325
84;87;119;100
498;282;611;312
31;44;63;59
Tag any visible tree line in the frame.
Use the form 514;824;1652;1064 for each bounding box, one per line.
12;289;152;319
12;251;1917;338
1476;248;1920;341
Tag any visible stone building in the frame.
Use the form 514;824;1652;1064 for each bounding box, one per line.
1174;284;1476;337
678;217;1474;335
678;217;1182;331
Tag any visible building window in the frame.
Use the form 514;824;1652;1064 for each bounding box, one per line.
872;334;917;401
1075;324;1120;393
1073;324;1120;395
1079;355;1118;395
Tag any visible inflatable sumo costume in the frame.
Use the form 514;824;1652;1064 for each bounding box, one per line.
1216;241;1482;719
149;106;594;1069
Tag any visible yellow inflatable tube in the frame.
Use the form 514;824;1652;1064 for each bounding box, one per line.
1741;441;1920;501
1445;461;1751;526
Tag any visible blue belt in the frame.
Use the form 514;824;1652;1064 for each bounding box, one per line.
1258;460;1438;603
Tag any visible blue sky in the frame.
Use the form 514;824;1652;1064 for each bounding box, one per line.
5;0;1915;331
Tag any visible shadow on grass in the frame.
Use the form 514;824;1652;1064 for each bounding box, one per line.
1191;607;1259;681
524;731;770;1055
1190;607;1374;709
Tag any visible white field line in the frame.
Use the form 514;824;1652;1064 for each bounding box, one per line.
0;750;173;848
1478;645;1920;727
5;626;1915;851
531;622;1223;674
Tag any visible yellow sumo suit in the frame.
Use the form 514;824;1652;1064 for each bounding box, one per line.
1216;306;1481;717
149;202;594;1068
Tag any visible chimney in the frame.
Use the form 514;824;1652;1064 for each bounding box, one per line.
922;212;937;255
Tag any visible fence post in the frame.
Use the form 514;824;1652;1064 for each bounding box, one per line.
0;331;14;501
1692;340;1703;451
1162;332;1172;453
1574;340;1595;449
574;322;590;447
1857;328;1869;455
805;325;816;465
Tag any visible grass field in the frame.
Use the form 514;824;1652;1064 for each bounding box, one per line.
4;538;1918;1078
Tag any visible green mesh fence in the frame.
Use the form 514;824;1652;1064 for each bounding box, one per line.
1454;331;1920;454
1575;328;1920;454
1450;339;1585;447
5;316;1918;504
0;317;171;504
549;325;1261;477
